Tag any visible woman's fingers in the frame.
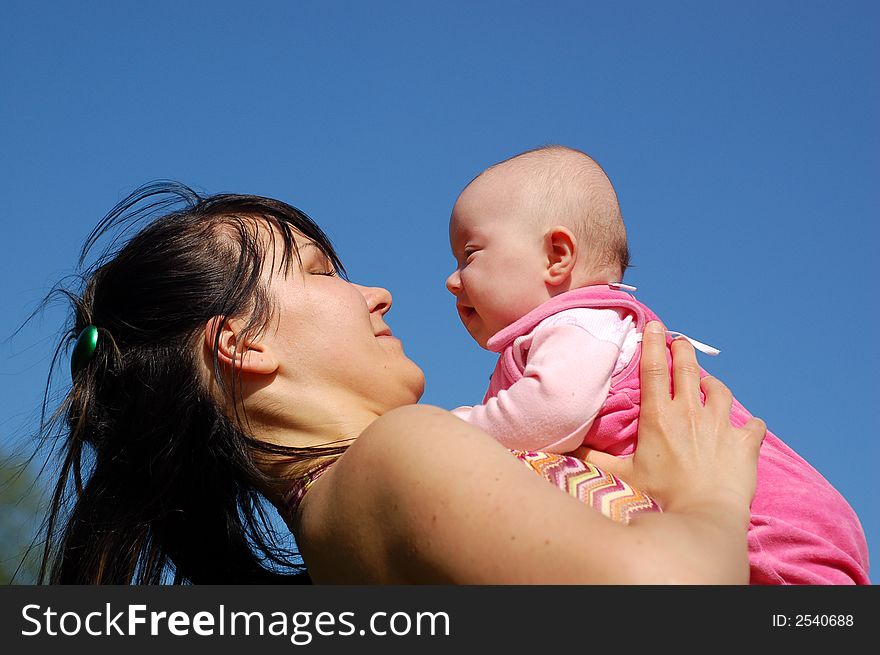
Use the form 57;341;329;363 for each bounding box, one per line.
578;320;766;521
700;374;733;417
670;336;702;404
640;321;671;415
702;375;767;454
742;416;768;452
624;320;765;516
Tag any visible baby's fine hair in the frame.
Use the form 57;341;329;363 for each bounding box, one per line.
484;145;630;280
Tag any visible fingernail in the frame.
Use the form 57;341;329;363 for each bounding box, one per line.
646;321;665;334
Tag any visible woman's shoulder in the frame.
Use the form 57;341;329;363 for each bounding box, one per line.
299;403;645;583
332;404;472;499
297;405;465;518
355;404;457;454
296;405;490;582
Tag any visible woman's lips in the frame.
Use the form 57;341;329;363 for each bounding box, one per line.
374;325;399;342
375;324;402;344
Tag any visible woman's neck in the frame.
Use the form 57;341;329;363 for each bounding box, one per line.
249;393;383;503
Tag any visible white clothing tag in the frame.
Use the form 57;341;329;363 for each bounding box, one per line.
666;331;721;356
609;282;638;291
633;330;721;356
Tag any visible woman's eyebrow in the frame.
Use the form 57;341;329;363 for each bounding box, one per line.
298;242;327;259
297;241;334;268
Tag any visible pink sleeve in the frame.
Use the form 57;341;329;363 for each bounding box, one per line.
457;324;620;453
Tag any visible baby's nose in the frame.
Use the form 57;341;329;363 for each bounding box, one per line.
445;270;461;295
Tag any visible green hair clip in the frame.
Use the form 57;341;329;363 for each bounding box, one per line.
71;325;99;378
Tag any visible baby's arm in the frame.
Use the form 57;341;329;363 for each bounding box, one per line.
452;323;621;452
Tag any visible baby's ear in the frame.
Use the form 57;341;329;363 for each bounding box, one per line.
543;226;577;286
204;317;279;375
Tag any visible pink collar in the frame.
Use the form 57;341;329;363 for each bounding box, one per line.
486;285;637;353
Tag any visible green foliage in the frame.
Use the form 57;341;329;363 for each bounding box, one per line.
0;451;44;584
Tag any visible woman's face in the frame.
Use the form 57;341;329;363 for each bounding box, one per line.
262;231;425;415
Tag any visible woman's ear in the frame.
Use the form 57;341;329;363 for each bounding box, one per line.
543;226;578;286
204;317;279;375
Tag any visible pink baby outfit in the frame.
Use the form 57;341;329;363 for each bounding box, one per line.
471;285;870;585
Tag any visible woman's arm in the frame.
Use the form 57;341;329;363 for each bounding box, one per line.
297;322;765;584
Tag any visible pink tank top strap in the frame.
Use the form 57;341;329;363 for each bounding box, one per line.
282;458;338;518
282;450;660;526
511;449;661;524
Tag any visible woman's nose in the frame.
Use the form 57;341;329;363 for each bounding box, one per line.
445;269;461;295
356;284;393;315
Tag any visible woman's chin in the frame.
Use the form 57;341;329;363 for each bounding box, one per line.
408;366;427;401
383;360;426;409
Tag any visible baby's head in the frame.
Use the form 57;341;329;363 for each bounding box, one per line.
446;145;628;348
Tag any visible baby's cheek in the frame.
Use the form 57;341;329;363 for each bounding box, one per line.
489;298;526;333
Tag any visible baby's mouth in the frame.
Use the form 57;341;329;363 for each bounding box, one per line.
457;305;477;326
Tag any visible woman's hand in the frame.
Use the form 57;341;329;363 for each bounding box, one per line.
577;321;766;519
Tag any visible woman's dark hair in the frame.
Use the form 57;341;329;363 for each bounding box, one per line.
38;181;348;583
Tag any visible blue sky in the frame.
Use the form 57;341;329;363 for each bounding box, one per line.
1;1;877;579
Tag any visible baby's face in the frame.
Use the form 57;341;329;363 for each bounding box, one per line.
446;173;550;348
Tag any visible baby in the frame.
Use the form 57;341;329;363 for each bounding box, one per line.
446;145;869;585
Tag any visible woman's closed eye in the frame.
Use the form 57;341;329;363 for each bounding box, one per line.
309;269;337;277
